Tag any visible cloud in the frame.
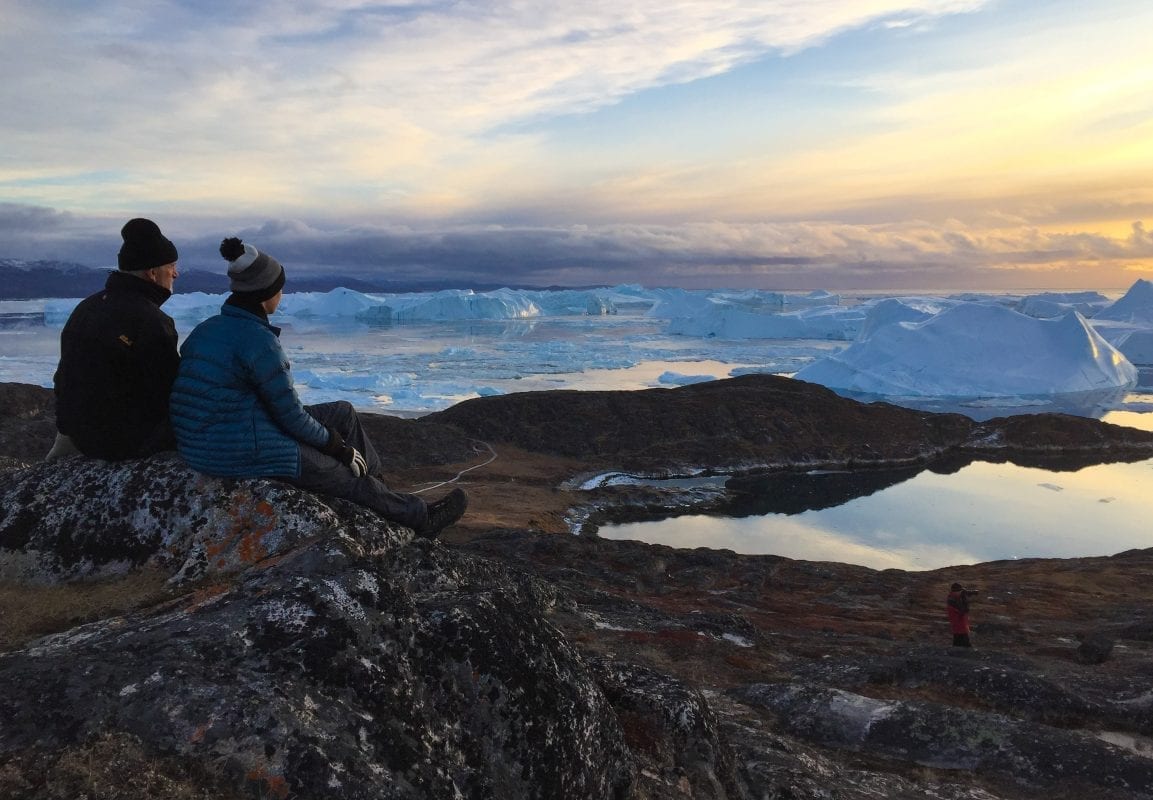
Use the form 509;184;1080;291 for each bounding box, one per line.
1;1;990;213
3;1;1152;291
5;203;1149;290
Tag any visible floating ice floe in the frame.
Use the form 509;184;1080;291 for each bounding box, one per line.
795;302;1136;398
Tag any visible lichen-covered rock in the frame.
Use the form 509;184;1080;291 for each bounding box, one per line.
0;455;636;798
589;660;740;800
0;520;635;798
0;454;405;585
792;648;1153;735
734;682;1153;798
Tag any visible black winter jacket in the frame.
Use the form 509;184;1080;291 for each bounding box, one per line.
53;271;180;459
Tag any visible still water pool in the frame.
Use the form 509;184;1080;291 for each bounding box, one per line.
599;410;1153;571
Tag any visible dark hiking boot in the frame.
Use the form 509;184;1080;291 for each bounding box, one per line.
415;487;468;539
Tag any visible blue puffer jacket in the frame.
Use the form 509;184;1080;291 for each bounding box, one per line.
170;304;329;477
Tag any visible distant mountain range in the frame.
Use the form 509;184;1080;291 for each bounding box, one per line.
0;259;554;299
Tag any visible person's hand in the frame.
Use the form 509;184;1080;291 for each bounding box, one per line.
322;427;367;476
344;446;368;477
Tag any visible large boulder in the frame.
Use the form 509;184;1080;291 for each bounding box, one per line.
0;457;636;799
0;454;395;585
735;682;1153;797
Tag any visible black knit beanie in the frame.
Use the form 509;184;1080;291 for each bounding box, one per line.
220;237;286;303
118;218;179;271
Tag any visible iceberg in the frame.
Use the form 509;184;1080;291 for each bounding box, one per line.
1092;279;1153;325
855;297;956;341
784;289;841;308
658;371;717;386
1107;329;1153;366
644;288;717;319
382;289;541;321
667;300;865;340
167;287;544;324
14;283;1151;420
280;287;391;319
1015;291;1110;320
794;303;1136;398
523;289;618;315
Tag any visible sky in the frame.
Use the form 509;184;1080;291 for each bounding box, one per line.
2;0;1152;290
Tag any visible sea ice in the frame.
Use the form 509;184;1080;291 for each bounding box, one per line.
12;282;1153;419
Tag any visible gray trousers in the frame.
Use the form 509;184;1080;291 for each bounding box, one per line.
293;401;429;530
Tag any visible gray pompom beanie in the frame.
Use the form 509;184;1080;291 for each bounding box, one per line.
220;237;285;302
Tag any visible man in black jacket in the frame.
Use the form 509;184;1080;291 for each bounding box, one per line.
47;218;181;461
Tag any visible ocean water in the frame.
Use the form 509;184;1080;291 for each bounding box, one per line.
4;297;1152;569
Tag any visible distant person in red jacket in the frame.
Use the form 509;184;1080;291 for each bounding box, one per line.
947;582;978;647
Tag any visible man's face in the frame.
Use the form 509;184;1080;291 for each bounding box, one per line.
148;262;179;291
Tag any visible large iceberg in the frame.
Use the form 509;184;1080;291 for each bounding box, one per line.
1091;279;1153;325
795;302;1136;398
1105;329;1153;367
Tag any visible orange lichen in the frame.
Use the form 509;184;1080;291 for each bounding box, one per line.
245;765;290;799
202;495;281;570
185;583;231;612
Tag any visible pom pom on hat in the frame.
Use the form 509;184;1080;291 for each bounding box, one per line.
220;237;285;301
118;218;178;271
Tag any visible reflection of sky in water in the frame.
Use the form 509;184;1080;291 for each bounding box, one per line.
601;459;1153;571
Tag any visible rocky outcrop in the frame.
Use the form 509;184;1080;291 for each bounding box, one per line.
462;530;1153;799
0;460;635;799
0;454;378;584
6;376;1153;479
5;378;1153;799
0;382;56;465
429;373;1153;473
430;374;976;471
736;681;1153;796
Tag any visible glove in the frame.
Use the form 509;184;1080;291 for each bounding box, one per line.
344;446;368;477
322;427;368;477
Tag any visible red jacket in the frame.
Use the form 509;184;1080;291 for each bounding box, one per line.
947;590;971;634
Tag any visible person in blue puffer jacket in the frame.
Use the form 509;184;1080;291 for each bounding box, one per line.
170;237;467;538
